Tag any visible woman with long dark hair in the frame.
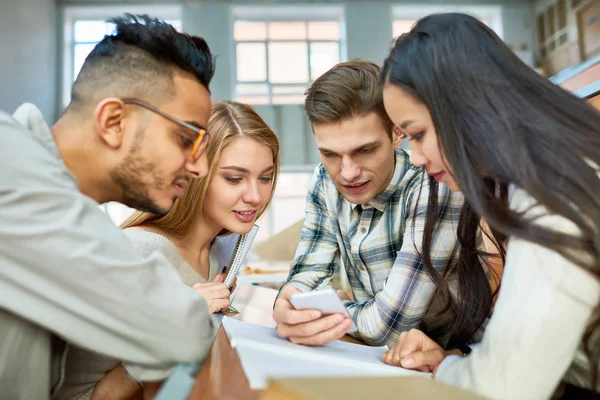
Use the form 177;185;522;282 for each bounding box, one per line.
380;13;600;399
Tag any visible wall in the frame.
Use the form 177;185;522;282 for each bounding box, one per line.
0;0;58;122
178;1;535;166
0;0;534;160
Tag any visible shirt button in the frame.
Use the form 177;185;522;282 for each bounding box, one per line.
359;265;366;271
360;227;367;234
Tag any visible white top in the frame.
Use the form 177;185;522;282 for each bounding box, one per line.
436;188;600;399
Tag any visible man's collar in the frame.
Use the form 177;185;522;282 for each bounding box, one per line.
357;148;407;212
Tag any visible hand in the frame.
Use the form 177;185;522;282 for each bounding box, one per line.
336;289;352;301
382;329;447;374
273;286;353;346
192;274;231;314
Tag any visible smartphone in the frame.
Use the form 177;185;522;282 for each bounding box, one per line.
289;289;358;332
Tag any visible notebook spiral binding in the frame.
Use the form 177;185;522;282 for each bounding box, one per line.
224;224;260;288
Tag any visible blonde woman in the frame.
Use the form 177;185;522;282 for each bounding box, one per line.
120;100;279;314
56;101;280;400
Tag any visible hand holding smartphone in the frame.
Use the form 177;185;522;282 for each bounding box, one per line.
289;289;357;332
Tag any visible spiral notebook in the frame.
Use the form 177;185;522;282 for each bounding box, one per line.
213;224;259;288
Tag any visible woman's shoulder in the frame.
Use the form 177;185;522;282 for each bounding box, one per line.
509;186;580;235
507;187;599;306
122;227;178;255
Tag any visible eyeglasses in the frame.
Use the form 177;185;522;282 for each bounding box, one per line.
122;98;209;161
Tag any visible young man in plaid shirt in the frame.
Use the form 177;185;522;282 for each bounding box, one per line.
273;59;464;347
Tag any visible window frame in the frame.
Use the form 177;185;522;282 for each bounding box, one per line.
391;4;504;40
230;5;347;105
61;4;183;110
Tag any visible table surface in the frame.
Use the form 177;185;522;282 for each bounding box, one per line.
186;284;363;399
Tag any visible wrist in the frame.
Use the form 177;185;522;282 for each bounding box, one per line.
448;344;472;357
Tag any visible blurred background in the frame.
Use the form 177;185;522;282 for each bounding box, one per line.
1;0;598;283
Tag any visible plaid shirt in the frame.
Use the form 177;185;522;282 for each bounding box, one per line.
284;148;464;347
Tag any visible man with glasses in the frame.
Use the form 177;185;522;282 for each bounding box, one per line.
0;15;216;399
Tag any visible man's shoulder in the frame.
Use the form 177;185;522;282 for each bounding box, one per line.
0;104;52;154
0;105;75;189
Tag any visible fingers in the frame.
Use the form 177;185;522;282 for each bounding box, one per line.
208;298;231;314
382;329;446;373
288;318;353;346
273;298;321;325
212;274;224;283
398;329;426;359
277;313;348;341
193;282;231;300
192;282;221;290
400;348;446;372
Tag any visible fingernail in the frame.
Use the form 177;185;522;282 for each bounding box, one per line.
311;311;321;319
401;356;414;367
334;315;344;324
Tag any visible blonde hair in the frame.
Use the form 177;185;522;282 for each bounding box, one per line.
121;101;280;237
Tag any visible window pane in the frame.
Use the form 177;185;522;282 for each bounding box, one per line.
537;14;546;42
237;95;270;105
165;20;182;32
254;208;271;244
103;202;135;226
307;21;340;40
547;6;556;36
269;22;306;40
73;43;97;80
557;0;567;30
309;42;339;80
392;20;416;37
74;21;115;43
272;95;305;104
234;21;267;40
236;83;269;95
272;86;306;104
237;42;267;82
268;42;308;83
274;172;312;197
271;85;306;95
271;198;306;234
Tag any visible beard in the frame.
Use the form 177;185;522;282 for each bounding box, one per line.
109;128;170;216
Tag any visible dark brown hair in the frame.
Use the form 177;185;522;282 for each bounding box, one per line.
383;12;600;389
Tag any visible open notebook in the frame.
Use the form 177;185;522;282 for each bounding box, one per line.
222;317;430;389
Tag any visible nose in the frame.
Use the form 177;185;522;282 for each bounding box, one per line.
409;147;427;168
340;156;361;182
185;151;209;178
242;181;262;205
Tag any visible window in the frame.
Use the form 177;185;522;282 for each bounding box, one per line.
393;20;417;37
254;169;314;244
232;5;345;105
71;19;181;83
62;5;182;109
392;5;503;39
557;0;567;30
